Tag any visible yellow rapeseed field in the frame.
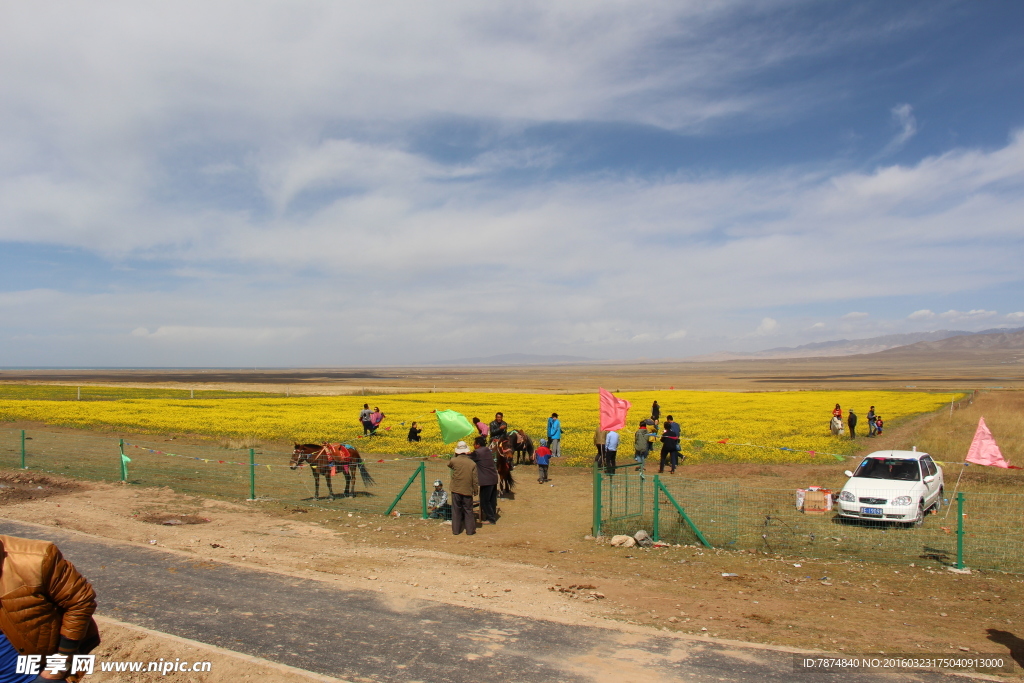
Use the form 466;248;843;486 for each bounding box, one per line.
0;389;960;465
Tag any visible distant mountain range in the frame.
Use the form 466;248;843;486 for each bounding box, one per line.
874;328;1024;355
428;327;1024;366
687;327;1024;362
426;353;597;366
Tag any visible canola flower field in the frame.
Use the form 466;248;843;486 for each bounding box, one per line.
0;388;961;465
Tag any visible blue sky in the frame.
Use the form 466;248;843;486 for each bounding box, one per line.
1;1;1023;366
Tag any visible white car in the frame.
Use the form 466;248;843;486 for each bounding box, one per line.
836;450;944;526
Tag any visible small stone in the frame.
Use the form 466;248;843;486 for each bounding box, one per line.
148;540;157;545
940;612;948;617
634;530;654;547
583;535;595;541
668;617;679;623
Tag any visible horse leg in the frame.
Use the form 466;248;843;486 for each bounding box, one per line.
345;470;354;497
312;469;320;500
324;471;335;501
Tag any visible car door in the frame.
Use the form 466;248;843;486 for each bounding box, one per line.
920;456;939;507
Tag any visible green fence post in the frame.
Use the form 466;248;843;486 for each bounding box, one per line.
956;491;965;569
249;448;256;501
652;475;661;542
386;465;425;516
20;430;26;469
592;462;603;537
119;439;128;481
419;462;428;519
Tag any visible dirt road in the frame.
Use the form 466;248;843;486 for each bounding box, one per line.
0;518;981;683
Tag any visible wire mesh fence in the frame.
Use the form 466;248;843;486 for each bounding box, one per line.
0;428;448;517
595;466;1024;574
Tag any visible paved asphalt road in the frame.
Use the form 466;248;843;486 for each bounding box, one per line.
0;520;994;682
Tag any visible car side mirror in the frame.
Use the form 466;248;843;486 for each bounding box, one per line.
924;475;935;483
844;470;854;478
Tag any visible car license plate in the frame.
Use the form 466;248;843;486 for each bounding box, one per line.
862;507;883;515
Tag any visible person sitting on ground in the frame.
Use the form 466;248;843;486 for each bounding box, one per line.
427;480;451;519
535;438;552;483
0;534;101;682
407;421;422;442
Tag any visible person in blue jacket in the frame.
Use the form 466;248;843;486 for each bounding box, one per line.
546;412;562;458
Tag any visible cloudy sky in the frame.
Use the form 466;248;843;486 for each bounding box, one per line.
2;1;1023;367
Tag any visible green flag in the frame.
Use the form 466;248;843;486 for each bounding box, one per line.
435;409;475;444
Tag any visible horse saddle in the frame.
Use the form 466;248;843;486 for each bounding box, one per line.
323;443;354;463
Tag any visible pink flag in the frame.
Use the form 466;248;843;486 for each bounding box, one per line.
966;417;1020;468
599;388;631;431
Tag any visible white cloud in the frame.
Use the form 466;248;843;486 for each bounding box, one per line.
808;322;826;330
1006;312;1024;321
841;311;868;319
880;103;917;156
938;309;998;321
129;326;310;344
0;4;1021;364
755;317;779;336
908;309;935;320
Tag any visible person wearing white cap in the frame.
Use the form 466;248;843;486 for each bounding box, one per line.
448;441;479;535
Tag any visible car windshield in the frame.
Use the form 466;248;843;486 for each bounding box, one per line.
853;458;921;481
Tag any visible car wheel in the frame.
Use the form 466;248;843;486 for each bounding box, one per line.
912;501;925;527
933;487;944;513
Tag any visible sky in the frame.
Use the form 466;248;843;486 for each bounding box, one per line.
1;0;1023;367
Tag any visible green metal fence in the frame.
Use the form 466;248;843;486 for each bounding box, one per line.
0;428;445;518
593;463;1024;573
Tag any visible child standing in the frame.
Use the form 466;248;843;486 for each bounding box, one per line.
874;415;884;435
535;438;552;483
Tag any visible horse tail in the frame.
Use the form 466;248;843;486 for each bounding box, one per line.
359;461;376;486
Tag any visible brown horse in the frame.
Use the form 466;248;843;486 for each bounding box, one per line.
490;437;516;498
290;443;375;500
508;429;534;466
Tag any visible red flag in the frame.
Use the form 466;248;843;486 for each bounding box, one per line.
599;388;631;431
966;417;1020;468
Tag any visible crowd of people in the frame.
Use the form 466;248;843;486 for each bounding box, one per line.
831;403;884;439
371;399;888;535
